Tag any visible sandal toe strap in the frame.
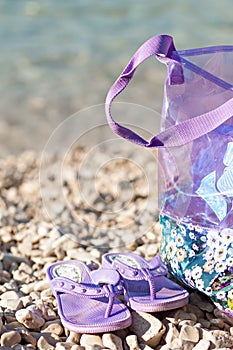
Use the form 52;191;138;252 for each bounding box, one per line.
50;275;123;318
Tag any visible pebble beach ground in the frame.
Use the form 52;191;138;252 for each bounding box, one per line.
0;148;233;350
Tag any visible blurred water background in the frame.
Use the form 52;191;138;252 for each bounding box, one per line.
1;0;233;156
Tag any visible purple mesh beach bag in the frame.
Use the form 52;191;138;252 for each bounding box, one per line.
105;34;233;316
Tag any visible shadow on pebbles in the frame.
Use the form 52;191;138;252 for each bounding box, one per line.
0;147;233;350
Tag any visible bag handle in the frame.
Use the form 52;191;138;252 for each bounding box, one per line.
105;34;233;148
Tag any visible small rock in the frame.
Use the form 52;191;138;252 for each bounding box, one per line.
30;331;60;345
13;345;28;350
80;334;103;347
114;328;129;340
179;324;200;343
0;290;22;301
66;331;81;344
174;310;197;323
40;288;53;300
37;335;56;350
125;334;140;350
164;317;178;325
55;343;73;350
184;304;204;319
70;346;85;350
165;323;179;345
5;321;26;331
34;280;50;292
0;316;3;332
20;296;33;308
159;345;171;350
0;290;23;310
189;293;214;313
192;339;211;350
18;328;37;347
214;309;233;326
0;330;21;347
4;310;16;323
170;338;183;349
41;306;58;321
129;311;166;347
139;344;154;350
179;319;196;327
210;330;233;348
102;333;123;350
210;318;225;329
15;308;45;329
198;318;211;329
41;320;64;336
20;282;36;294
0;298;23;311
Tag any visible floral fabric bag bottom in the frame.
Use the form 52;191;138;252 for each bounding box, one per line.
105;34;233;316
160;214;233;314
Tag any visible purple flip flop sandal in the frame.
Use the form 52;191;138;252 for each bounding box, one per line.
102;253;189;312
47;260;132;333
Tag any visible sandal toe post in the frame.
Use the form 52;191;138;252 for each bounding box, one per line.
102;252;189;312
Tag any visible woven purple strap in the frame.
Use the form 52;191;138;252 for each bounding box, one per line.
105;34;233;147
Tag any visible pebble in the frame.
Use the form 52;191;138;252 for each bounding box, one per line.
102;333;123;350
189;293;214;313
179;324;200;343
125;334;140;350
15;308;45;329
31;331;60;345
4;320;26;331
55;343;73;350
174;310;197;323
129;311;166;347
18;329;37;347
0;316;3;332
138;344;154;350
37;335;56;349
210;330;233;348
80;334;103;347
210;318;225;329
34;280;50;292
192;339;211;350
41;320;64;336
66;331;81;344
198;318;211;329
0;330;21;347
214;309;233;326
165;323;179;345
0;290;23;310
